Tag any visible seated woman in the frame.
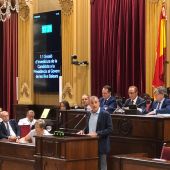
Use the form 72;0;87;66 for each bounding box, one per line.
59;100;70;110
18;119;51;144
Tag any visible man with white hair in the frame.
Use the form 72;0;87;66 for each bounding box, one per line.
18;110;36;128
147;86;170;114
0;111;20;140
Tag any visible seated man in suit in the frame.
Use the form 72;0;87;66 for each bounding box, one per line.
18;110;36;129
78;96;113;170
124;86;146;114
147;86;170;115
0;111;20;141
81;94;91;111
99;85;116;114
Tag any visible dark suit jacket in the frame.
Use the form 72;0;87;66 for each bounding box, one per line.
0;119;20;139
99;96;116;114
124;96;146;114
149;98;170;114
84;108;113;154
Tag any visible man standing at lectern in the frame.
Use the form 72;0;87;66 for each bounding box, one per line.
78;96;113;170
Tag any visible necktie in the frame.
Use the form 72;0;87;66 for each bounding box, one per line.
6;122;10;136
131;100;134;105
157;102;161;109
104;100;107;105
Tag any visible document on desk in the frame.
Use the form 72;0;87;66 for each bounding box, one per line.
144;114;170;118
41;108;50;118
152;158;166;162
156;114;170;118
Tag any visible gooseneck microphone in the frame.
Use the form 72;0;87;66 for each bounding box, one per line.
59;114;80;129
116;99;123;108
73;114;87;129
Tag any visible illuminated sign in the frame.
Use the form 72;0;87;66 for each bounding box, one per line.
42;24;52;33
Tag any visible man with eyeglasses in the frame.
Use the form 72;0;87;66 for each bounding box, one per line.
147;86;170;115
124;86;146;114
0;111;20;141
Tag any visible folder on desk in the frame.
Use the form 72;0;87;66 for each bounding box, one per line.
19;125;31;138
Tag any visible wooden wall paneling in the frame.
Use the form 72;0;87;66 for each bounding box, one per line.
18;2;34;104
18;0;91;105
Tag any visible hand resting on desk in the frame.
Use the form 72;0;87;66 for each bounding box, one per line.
77;130;97;137
76;130;84;135
146;111;156;115
8;136;20;142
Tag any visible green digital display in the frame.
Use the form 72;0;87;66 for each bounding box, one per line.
41;24;52;33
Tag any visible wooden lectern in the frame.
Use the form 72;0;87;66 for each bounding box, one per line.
35;134;99;170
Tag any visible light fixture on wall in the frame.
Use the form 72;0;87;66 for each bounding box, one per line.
0;0;32;22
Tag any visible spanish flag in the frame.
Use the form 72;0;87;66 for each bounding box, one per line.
152;4;167;87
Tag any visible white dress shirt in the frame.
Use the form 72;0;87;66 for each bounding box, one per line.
5;122;16;137
18;118;36;128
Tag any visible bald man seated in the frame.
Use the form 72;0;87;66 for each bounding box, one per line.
0;111;20;141
124;86;146;114
18;110;36;128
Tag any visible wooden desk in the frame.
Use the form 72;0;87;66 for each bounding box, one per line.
0;134;98;170
35;134;99;170
13;107;170;170
0;140;35;170
58;112;170;157
112;154;170;170
110;114;170;157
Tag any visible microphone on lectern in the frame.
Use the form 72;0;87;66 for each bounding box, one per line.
59;114;81;129
116;99;123;108
73;114;87;129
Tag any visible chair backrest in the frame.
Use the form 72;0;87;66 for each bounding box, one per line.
19;125;31;138
160;143;170;160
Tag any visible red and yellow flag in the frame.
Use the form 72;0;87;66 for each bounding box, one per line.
152;3;167;87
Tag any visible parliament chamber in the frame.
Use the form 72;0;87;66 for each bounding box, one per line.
1;106;170;170
1;0;170;170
